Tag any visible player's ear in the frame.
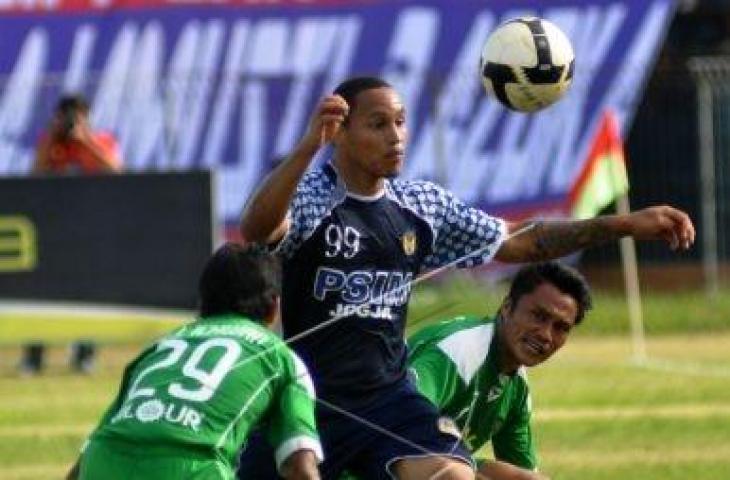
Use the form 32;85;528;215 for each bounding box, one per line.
500;297;514;317
332;118;348;146
263;295;281;328
334;103;351;139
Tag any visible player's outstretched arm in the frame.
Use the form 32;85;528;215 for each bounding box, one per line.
239;95;349;245
478;460;549;480
495;205;695;263
280;449;321;480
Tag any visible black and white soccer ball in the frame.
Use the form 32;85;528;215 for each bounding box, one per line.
479;17;575;113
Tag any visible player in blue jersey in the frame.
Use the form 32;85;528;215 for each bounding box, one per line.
238;76;695;479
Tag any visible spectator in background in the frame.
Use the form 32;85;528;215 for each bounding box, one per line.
27;94;122;375
33;94;122;175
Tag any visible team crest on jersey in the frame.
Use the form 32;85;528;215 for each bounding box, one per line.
136;399;165;423
487;386;503;402
437;416;462;439
402;231;417;256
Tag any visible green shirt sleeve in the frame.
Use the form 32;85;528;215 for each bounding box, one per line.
491;386;537;470
409;348;465;411
266;350;323;473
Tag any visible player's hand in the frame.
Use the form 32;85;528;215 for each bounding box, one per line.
626;206;695;250
301;95;349;150
280;449;321;480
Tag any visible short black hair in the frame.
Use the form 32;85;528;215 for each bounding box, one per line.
506;262;592;325
55;94;90;115
333;76;392;118
198;243;281;321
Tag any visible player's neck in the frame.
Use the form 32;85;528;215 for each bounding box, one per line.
496;318;520;374
332;158;385;197
498;353;520;375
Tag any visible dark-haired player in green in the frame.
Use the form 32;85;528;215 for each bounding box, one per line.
67;244;322;480
407;262;592;480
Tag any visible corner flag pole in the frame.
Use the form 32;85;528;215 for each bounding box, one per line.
616;193;647;363
568;109;647;363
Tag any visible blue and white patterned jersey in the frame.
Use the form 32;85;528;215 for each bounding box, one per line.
274;164;506;408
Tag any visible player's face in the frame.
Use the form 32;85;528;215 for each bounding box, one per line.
499;282;578;370
336;87;407;179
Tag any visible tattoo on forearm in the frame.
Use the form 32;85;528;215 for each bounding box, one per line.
530;219;617;260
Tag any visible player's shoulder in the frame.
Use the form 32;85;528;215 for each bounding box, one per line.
175;315;280;347
258;341;316;397
290;164;344;218
284;349;316;396
437;317;496;349
410;316;494;355
426;317;497;383
416;315;493;340
388;178;454;202
386;179;458;224
298;164;339;194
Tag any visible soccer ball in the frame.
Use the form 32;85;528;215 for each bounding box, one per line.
479;17;575;113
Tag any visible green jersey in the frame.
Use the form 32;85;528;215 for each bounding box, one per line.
408;316;536;470
86;314;322;474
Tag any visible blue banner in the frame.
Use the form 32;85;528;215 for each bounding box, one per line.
0;0;675;233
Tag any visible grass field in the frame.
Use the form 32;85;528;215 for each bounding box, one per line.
1;283;729;480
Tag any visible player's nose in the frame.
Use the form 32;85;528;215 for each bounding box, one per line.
534;323;552;345
384;122;403;144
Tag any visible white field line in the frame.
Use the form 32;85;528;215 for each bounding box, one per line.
0;396;106;410
632;357;730;379
3;404;729;438
0;424;93;437
548;354;730;379
542;444;730;467
3;445;730;480
0;464;68;480
535;403;730;422
0;300;191;322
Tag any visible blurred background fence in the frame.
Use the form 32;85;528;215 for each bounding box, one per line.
1;1;729;300
0;172;215;308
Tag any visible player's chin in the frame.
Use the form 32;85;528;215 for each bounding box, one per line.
518;344;550;366
519;355;544;368
381;160;404;178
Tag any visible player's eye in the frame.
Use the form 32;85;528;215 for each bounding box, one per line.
531;309;549;324
555;322;571;334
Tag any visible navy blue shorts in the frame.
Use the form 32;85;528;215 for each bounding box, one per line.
237;379;473;479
